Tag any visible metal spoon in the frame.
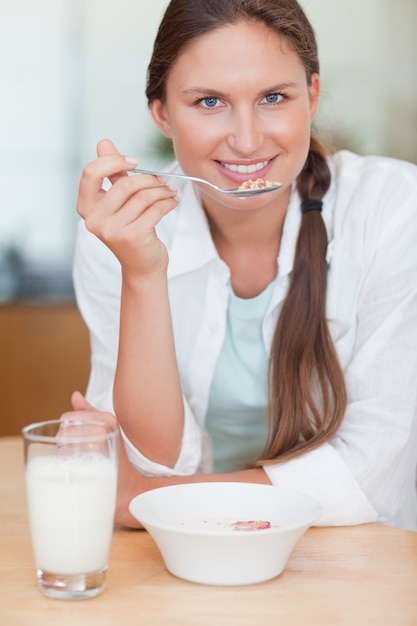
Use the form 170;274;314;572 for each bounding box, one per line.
130;168;282;198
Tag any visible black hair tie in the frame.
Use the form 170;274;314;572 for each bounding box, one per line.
301;199;323;214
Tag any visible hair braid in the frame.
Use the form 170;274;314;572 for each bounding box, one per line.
259;136;347;464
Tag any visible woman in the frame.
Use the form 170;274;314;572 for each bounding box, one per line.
70;0;417;529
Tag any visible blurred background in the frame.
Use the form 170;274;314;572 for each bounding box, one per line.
1;0;416;433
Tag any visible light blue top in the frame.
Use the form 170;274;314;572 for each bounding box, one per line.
205;281;274;472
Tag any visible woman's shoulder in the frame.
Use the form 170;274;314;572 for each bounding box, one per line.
323;150;417;260
326;150;417;224
329;149;417;191
325;152;417;294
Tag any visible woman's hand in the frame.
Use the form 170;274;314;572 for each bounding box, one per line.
76;139;178;280
62;391;149;528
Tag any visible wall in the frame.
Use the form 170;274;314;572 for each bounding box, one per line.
0;0;416;271
301;0;417;161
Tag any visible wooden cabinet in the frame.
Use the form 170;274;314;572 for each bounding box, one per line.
0;303;91;436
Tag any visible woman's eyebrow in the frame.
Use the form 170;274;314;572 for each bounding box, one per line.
181;81;299;97
256;82;300;95
180;87;227;97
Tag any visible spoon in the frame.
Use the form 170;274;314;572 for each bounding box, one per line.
130;168;282;198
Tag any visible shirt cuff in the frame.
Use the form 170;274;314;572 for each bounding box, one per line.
121;399;204;476
263;444;378;526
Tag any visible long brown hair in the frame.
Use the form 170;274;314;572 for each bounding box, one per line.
146;0;347;464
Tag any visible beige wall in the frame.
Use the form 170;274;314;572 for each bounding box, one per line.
301;0;417;162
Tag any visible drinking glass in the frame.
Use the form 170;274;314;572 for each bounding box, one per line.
22;419;118;600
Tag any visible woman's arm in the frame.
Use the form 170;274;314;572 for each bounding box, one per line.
76;139;184;467
114;270;184;466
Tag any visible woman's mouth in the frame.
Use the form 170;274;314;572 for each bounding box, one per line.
215;158;275;183
222;160;270;174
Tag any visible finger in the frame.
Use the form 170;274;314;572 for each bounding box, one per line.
70;391;95;411
97;138;120;158
97;139;137;186
77;154;139;213
121;193;178;234
78;139;137;205
61;406;119;431
102;174;177;217
88;199;178;256
84;180;177;236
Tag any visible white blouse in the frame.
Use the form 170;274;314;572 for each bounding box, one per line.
73;150;417;530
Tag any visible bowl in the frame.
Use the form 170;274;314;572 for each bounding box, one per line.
129;482;321;585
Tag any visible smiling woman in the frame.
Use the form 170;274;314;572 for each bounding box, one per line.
2;0;416;534
61;0;417;535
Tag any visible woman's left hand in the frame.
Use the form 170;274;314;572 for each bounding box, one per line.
61;391;148;528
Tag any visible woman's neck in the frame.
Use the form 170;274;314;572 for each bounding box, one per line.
206;195;289;298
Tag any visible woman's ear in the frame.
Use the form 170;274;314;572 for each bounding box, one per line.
149;99;173;138
309;73;320;121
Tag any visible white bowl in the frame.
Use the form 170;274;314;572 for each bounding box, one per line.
129;482;321;585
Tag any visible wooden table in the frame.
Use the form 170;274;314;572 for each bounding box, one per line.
1;436;417;625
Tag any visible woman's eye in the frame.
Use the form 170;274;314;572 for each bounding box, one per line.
199;97;221;108
262;93;284;105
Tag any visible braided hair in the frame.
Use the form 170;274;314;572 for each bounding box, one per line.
262;136;346;463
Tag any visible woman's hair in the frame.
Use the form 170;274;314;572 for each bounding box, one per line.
146;0;347;464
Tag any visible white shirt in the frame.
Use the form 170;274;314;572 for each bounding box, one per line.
73;150;417;530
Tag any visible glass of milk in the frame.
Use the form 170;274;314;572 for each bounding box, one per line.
22;419;118;600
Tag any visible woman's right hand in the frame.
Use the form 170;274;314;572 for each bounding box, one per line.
76;138;178;280
77;140;185;469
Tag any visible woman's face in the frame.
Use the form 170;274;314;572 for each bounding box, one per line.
150;20;319;213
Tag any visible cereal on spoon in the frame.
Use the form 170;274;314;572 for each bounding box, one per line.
238;178;281;190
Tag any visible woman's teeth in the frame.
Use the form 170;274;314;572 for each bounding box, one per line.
222;160;269;174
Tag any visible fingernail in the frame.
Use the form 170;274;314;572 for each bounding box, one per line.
156;176;177;192
125;156;138;165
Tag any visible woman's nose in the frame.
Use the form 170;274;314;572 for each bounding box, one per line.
226;108;264;156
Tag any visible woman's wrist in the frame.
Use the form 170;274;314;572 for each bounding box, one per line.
121;266;168;295
115;462;153;528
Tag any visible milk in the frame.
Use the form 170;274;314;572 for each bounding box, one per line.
25;454;117;574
